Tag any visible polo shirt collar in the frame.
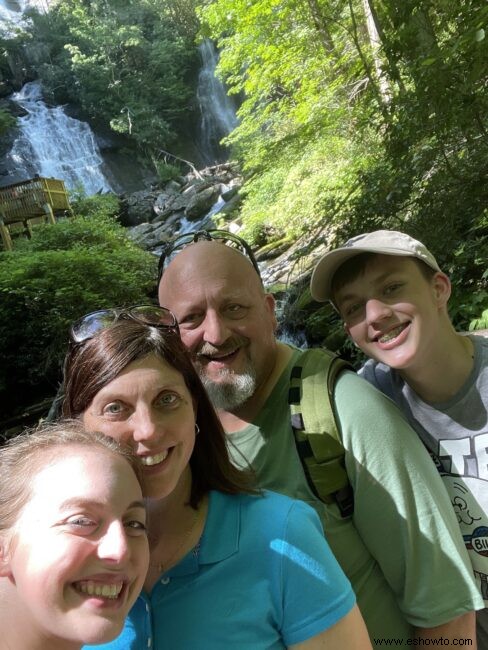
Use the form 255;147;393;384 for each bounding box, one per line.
167;491;240;578
199;490;240;564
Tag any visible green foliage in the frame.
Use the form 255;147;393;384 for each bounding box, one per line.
447;230;488;332
0;107;16;135
0;213;156;398
20;0;200;154
0;0;485;375
199;0;488;333
14;195;122;253
15;215;124;254
69;192;120;219
240;135;370;242
155;161;182;183
470;309;488;332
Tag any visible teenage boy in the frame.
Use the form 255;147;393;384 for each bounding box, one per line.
310;229;488;646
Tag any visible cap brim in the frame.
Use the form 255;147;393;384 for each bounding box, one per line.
310;246;417;302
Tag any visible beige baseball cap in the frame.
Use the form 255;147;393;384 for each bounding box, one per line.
310;230;441;302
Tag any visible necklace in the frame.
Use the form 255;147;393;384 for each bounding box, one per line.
150;506;201;574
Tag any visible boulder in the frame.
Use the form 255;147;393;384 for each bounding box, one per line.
184;185;221;220
120;190;157;226
221;185;239;202
218;192;243;218
134;222;172;250
170;194;194;211
152;210;185;229
126;221;154;243
121;160;243;237
153;192;173;216
164;179;183;194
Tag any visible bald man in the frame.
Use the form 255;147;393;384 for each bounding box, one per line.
159;238;482;646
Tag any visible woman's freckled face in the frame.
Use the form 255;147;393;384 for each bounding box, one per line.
82;354;197;500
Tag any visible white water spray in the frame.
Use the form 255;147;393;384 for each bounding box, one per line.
0;0;49;27
196;40;238;165
6;82;112;195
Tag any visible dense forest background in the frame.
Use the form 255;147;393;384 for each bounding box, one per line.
0;0;487;426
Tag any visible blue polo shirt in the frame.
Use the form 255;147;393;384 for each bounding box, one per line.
87;490;355;649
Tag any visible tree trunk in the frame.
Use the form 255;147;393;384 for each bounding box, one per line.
306;0;336;54
347;0;390;122
361;0;391;102
365;0;406;92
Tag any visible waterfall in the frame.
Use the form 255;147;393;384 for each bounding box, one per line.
0;0;25;24
197;40;238;165
0;0;49;26
5;81;112;195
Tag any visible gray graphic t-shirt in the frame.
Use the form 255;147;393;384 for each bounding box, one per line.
360;335;488;643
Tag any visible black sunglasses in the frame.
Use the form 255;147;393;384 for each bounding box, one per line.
70;305;179;344
157;229;261;283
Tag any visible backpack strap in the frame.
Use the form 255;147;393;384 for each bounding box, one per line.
288;348;354;518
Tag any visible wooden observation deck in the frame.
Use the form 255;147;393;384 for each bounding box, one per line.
0;177;72;251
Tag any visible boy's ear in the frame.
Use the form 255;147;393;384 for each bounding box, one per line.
343;322;359;347
0;537;13;577
432;272;451;308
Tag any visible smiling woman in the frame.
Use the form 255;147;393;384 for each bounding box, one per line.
60;308;373;650
0;420;149;650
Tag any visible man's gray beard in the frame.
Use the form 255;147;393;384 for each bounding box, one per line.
199;366;257;411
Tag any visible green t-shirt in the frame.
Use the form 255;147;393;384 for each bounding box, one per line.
226;347;483;645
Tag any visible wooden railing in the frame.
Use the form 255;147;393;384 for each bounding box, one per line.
0;177;72;251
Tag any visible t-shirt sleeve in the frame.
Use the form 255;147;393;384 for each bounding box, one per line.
334;371;483;627
359;359;392;397
358;359;376;382
276;499;356;646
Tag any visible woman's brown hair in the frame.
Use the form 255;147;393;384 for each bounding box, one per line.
62;319;254;507
0;419;143;534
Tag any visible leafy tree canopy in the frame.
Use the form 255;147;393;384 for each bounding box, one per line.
198;0;488;332
20;0;201;153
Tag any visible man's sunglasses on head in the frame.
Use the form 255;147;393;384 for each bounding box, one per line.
157;229;261;283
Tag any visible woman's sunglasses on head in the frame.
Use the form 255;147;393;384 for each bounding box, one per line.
70;305;179;344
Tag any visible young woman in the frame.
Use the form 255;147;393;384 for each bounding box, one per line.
62;305;372;649
0;420;149;650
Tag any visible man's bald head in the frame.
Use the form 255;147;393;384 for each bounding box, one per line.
159;240;263;301
158;240;278;413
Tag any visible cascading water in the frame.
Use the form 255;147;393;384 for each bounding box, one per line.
0;0;21;24
5;81;112;195
197;40;238;165
0;0;49;26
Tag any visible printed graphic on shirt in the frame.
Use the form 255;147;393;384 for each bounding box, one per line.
431;434;488;605
443;475;488;600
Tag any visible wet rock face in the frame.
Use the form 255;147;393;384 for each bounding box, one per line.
120;161;329;328
185;185;222;220
0;98;27;118
124;162;243;249
120;190;159;227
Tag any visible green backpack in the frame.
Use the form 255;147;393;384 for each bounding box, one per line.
288;348;354;518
